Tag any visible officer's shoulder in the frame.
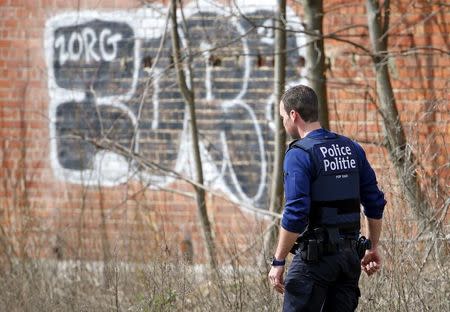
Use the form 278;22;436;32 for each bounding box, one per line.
344;137;368;161
345;137;365;152
287;141;307;156
288;139;301;150
285;140;314;170
338;134;364;150
288;137;316;151
286;140;312;160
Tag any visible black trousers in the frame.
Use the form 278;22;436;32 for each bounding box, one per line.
283;248;361;312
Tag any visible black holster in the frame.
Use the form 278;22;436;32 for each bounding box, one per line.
290;228;325;262
356;236;372;259
301;239;324;262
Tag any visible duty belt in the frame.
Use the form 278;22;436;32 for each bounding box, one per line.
323;237;357;254
291;236;371;262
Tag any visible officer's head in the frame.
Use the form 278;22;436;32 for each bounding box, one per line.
279;85;319;139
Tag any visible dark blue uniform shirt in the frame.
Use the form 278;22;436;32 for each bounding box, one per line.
281;129;386;234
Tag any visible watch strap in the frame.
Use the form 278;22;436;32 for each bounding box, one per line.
271;257;286;266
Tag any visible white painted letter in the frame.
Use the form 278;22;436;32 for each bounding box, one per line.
68;32;83;62
54;35;69;66
82;27;100;63
100;29;122;62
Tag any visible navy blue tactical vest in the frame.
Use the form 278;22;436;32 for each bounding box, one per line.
288;132;361;242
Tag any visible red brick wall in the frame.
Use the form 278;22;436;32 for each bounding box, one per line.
0;0;448;263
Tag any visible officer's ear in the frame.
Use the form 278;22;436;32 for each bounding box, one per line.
289;109;300;122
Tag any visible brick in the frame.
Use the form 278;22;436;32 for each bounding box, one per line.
0;0;447;263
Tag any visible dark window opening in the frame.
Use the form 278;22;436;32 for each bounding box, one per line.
209;55;222;67
142;56;153;69
257;54;274;67
297;56;306;68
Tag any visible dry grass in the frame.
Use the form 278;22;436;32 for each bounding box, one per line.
0;224;448;312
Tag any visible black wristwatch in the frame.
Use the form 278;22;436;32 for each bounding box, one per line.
271;257;286;266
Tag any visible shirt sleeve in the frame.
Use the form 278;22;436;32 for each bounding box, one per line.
281;148;312;234
354;142;386;219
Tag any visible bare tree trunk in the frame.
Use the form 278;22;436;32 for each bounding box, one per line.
365;0;437;230
98;184;113;289
302;0;329;129
170;0;217;269
263;0;287;257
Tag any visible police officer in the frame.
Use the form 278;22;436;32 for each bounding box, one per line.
268;85;386;311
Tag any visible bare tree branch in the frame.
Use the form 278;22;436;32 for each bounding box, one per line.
365;0;442;235
263;0;287;259
302;0;329;129
85;136;282;219
168;0;217;269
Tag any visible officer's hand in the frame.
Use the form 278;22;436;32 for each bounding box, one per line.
361;248;381;276
268;265;285;294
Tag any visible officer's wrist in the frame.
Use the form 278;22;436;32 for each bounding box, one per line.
271;257;286;266
369;241;379;250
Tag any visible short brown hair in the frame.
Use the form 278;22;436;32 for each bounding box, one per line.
281;85;318;122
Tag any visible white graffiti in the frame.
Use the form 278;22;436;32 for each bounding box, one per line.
54;28;123;65
44;0;308;207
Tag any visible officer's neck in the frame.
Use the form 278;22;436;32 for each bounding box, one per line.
300;122;322;139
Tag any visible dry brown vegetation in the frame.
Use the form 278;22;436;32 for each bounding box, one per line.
0;208;448;312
